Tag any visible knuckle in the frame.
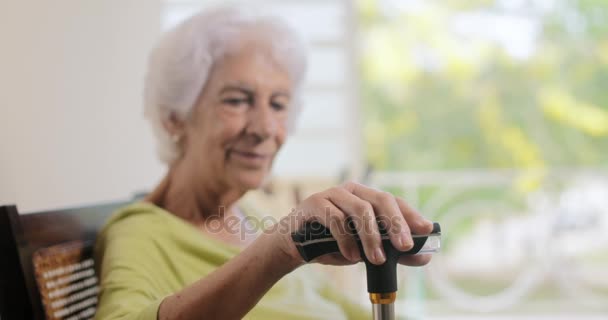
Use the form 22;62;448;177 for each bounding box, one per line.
309;192;327;203
335;231;350;241
307;192;320;201
392;219;407;233
328;186;342;194
364;234;382;247
358;202;373;216
341;180;358;190
377;192;396;207
395;196;407;206
328;209;345;221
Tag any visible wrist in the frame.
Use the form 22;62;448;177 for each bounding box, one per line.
276;232;306;271
256;229;304;274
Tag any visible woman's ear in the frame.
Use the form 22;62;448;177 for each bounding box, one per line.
162;111;186;143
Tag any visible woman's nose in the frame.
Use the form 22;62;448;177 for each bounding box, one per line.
245;103;278;140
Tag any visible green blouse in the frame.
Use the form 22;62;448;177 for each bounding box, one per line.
94;202;369;320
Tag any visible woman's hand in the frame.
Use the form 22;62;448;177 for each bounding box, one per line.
273;181;434;268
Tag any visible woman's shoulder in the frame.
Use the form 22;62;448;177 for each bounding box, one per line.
98;201;173;242
106;201;166;225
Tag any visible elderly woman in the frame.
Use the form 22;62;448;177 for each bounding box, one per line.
94;6;433;320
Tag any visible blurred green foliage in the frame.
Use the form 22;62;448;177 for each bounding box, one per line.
357;0;608;182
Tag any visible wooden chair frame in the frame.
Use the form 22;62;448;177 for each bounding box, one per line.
0;201;128;319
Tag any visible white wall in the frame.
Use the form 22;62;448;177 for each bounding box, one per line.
0;0;164;212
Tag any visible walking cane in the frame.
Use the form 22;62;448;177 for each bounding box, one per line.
292;220;441;320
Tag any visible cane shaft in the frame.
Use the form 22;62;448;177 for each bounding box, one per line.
372;303;395;320
370;292;395;320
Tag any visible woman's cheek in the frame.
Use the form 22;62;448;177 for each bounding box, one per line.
217;114;247;137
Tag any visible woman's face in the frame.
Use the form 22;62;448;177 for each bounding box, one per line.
180;42;292;191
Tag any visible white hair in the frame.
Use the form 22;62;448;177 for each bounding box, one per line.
143;6;308;164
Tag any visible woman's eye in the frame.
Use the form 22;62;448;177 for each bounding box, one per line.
223;98;250;107
271;102;287;111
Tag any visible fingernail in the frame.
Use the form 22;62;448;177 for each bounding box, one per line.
396;234;404;249
350;247;361;262
373;247;386;264
401;232;413;250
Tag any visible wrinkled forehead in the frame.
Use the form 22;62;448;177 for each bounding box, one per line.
201;45;293;103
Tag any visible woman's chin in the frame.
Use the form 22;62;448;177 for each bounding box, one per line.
232;170;269;191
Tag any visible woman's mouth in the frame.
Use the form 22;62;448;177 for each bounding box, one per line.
230;150;271;168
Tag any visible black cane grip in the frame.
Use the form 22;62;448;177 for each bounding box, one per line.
290;221;339;262
290;221;440;262
291;221;440;294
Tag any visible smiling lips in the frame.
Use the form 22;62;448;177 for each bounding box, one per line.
230;149;271;168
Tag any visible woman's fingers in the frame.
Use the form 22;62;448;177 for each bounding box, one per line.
313;252;358;266
395;197;433;235
343;182;414;252
300;182;433;267
322;187;384;265
313;197;360;262
343;181;433;235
